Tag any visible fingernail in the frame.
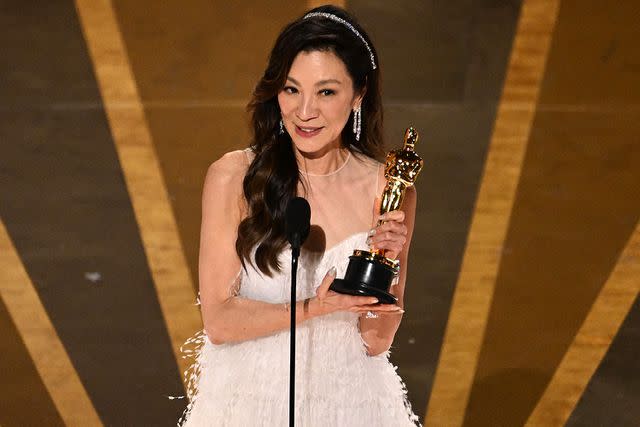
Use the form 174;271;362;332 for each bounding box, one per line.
371;298;379;303
367;228;376;237
366;237;372;245
328;266;337;277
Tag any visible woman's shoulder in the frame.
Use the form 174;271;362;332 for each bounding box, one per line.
202;149;253;208
206;148;252;182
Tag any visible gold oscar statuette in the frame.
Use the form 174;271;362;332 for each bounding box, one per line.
330;127;424;304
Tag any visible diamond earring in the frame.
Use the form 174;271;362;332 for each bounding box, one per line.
352;106;362;141
279;119;285;135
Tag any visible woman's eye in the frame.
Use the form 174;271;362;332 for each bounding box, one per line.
283;86;298;94
319;89;335;96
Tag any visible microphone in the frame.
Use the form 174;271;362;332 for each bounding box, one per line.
285;197;311;254
284;196;310;427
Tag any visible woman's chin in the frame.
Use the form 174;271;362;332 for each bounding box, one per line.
292;137;341;159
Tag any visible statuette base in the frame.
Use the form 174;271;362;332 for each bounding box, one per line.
330;250;399;305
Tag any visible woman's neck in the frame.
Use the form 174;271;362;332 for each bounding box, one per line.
294;143;350;176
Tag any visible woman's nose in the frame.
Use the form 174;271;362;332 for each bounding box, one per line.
296;95;318;121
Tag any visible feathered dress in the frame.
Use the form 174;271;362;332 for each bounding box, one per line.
178;150;421;427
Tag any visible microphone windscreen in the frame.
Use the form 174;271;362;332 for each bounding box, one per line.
285;197;311;247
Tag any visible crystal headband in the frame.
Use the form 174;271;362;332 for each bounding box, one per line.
303;12;377;70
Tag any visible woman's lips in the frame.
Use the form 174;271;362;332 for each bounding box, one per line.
294;124;323;138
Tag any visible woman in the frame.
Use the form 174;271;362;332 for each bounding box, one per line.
180;5;420;426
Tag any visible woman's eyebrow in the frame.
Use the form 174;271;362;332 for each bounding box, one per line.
285;76;342;86
316;79;342;86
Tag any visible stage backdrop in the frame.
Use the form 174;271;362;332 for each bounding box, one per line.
1;0;638;426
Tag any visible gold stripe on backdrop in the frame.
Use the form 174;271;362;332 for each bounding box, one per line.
425;1;560;425
0;220;102;427
74;0;202;375
525;221;640;426
307;1;345;8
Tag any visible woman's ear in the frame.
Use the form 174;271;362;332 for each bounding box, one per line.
353;88;367;109
352;78;367;109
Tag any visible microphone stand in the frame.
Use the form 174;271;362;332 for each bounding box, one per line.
285;196;310;427
289;243;300;427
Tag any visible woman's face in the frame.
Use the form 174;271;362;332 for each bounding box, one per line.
277;50;363;158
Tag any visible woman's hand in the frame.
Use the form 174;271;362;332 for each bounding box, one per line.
367;197;408;260
312;267;403;315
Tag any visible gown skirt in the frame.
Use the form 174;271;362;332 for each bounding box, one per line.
178;231;421;426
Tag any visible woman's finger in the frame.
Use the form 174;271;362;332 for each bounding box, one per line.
347;295;379;306
371;235;407;249
368;237;404;259
369;229;407;245
384;248;403;260
316;266;337;300
374;221;407;236
357;310;404;316
368;231;407;250
379;209;405;223
359;302;402;310
355;304;404;313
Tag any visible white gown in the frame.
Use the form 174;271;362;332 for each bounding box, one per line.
179;149;421;426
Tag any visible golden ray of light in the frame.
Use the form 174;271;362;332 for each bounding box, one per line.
74;0;202;376
0;220;102;426
424;1;560;425
525;221;640;426
307;0;345;9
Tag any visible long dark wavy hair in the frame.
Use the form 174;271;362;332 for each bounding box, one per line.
236;5;385;276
